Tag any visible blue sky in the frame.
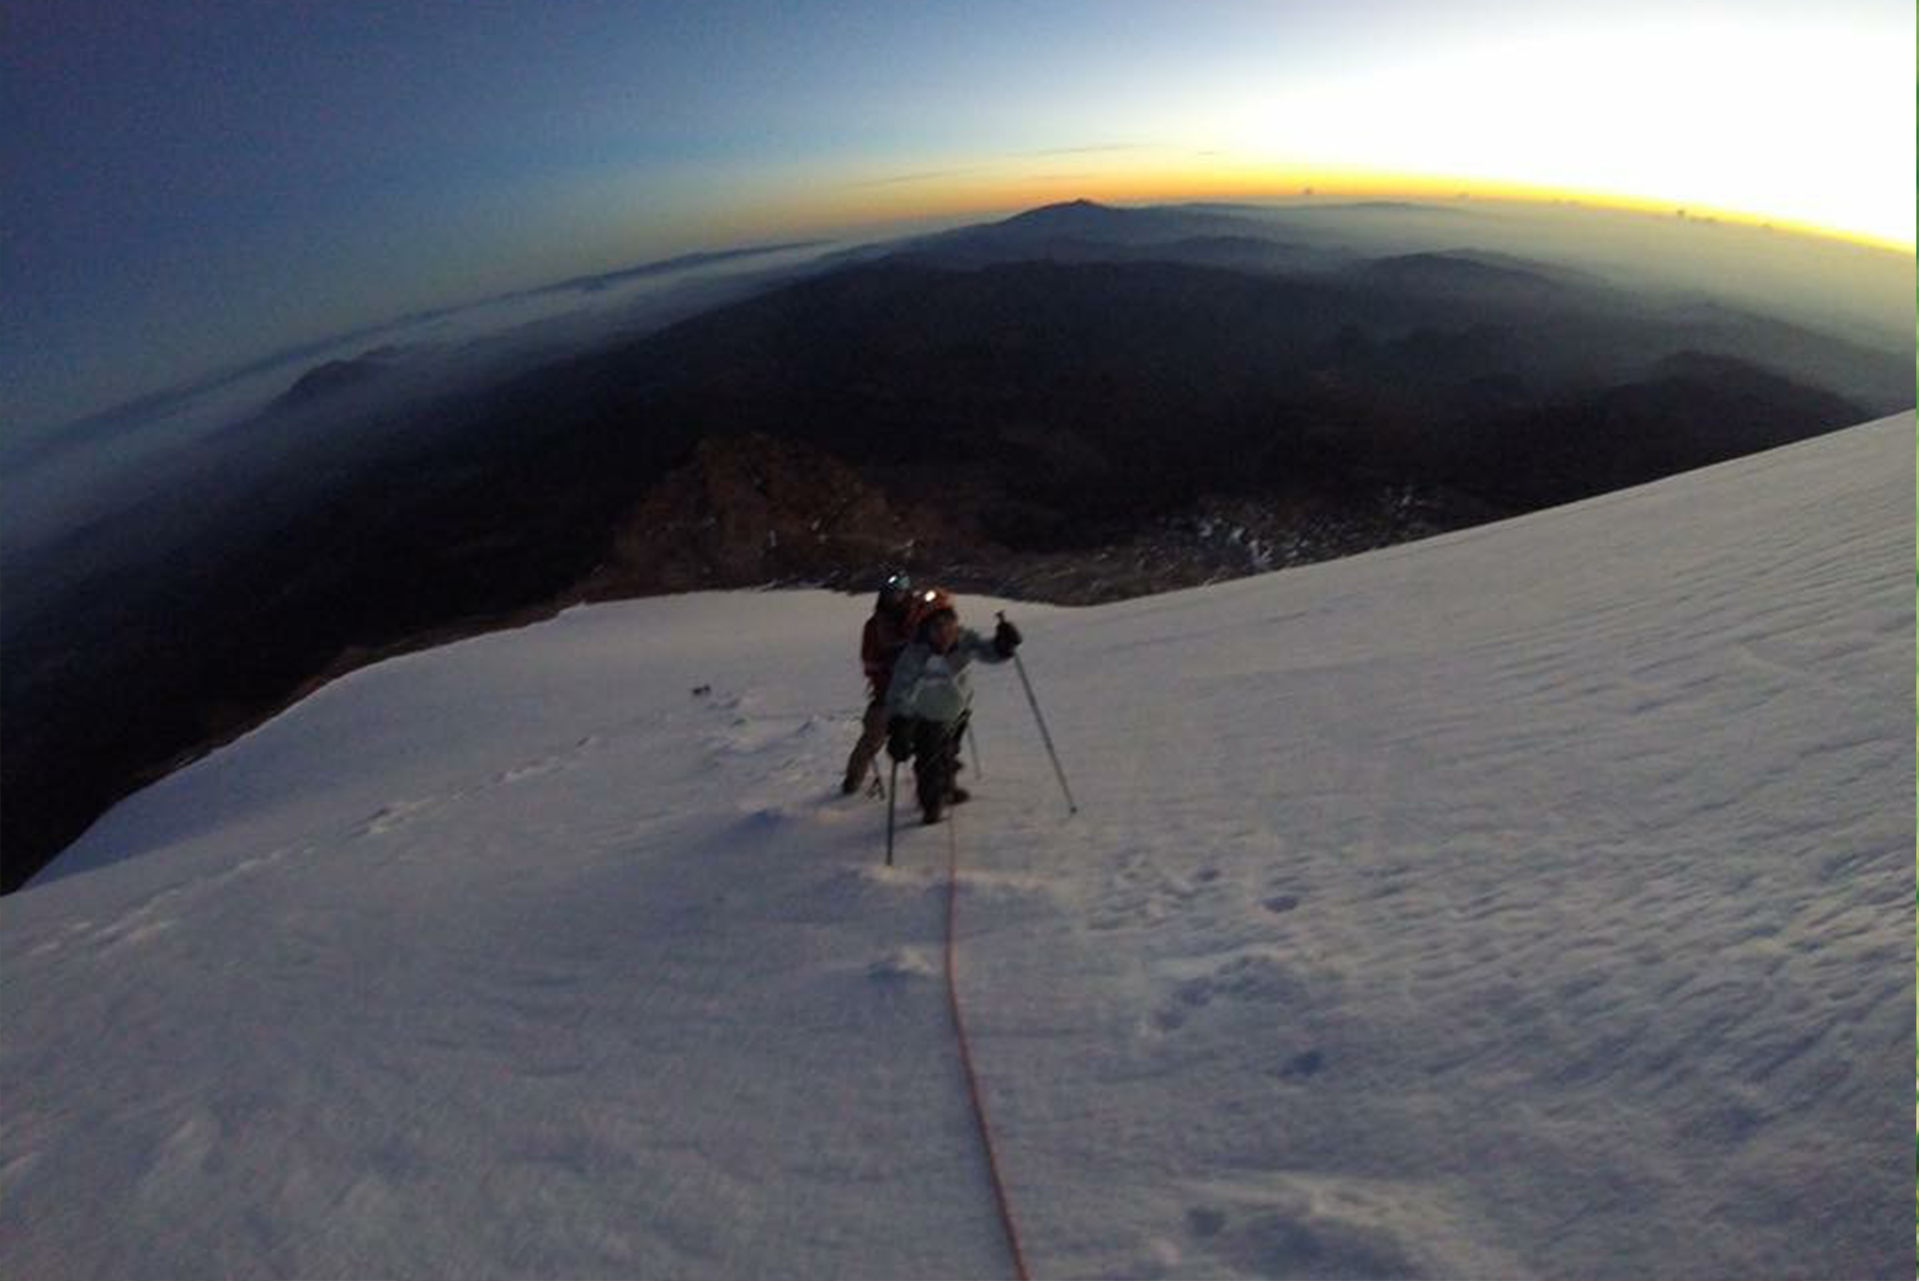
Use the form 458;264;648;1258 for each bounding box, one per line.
6;0;1912;435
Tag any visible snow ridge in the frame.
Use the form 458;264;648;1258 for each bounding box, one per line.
2;413;1912;1280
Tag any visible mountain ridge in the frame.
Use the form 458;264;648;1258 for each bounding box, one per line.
0;215;1902;892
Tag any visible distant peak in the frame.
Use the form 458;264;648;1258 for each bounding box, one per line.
269;352;394;411
1000;198;1122;225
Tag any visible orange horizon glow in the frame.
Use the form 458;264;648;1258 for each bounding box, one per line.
765;160;1915;257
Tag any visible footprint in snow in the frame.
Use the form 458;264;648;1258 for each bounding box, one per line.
1187;1206;1228;1238
1188;1194;1428;1278
496;735;599;785
0;1152;43;1199
868;949;937;982
360;797;439;837
736;804;793;829
710;715;826;758
1276;1049;1325;1079
498;757;566;784
1149;950;1318;1033
1089;851;1218;931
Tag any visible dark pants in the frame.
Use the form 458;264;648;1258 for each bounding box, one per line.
912;711;968;819
843;697;890;791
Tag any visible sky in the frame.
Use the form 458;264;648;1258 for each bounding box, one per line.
6;0;1914;435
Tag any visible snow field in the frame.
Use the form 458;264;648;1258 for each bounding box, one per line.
2;412;1913;1279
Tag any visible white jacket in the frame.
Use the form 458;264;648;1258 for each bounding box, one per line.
885;628;1008;725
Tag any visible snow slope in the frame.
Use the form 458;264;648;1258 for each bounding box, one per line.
3;413;1912;1280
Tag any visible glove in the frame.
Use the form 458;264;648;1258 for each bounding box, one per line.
993;618;1022;657
886;717;915;761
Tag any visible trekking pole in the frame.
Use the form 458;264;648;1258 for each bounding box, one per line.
997;611;1077;816
885;758;900;866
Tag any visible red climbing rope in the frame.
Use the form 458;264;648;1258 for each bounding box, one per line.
945;811;1033;1281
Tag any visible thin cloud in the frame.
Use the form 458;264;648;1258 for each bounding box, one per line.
1022;143;1154;157
845;166;993;189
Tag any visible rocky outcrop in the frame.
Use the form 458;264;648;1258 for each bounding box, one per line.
581;433;952;596
575;428;1504;607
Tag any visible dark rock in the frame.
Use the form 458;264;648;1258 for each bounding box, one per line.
582;432;947;596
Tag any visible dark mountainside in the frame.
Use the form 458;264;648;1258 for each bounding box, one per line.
267;351;402;411
2;202;1897;891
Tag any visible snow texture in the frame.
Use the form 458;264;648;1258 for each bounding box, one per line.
3;413;1913;1280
